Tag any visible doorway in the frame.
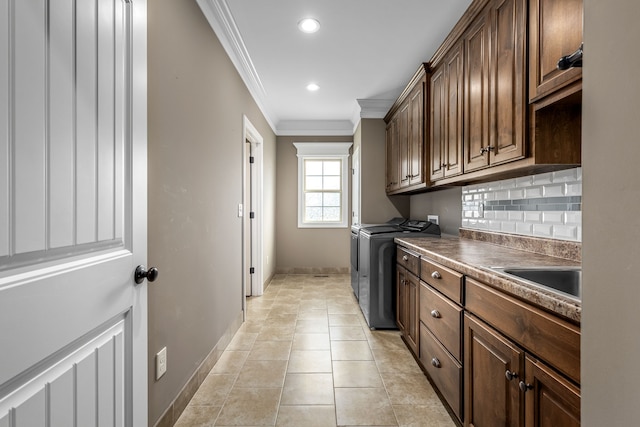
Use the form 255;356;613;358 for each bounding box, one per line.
242;116;264;301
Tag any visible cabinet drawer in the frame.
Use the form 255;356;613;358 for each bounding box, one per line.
466;278;580;383
397;246;420;275
420;324;462;421
419;282;462;361
420;258;463;304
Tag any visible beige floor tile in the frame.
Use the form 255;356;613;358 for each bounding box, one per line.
287;350;332;373
327;303;359;314
190;374;236;406
214;388;281;426
329;326;366;341
246;308;270;320
295;319;329;334
380;371;439;405
331;341;373;361
281;373;334;405
210;351;248;375
328;314;362;326
393;404;456;427
297;309;329;320
256;326;295;342
335;388;397;426
234;360;288;388
275;405;336;427
270;303;300;314
333;361;383;388
292;333;331;350
372;348;423;374
238;319;264;334
247;340;292;361
226;332;258;351
174;405;221;427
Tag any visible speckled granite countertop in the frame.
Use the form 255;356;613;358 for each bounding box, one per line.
394;234;581;323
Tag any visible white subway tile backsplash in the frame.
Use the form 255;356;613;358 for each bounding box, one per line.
508;211;524;222
542;184;565;197
461;168;582;242
509;188;525;199
552;168;578;182
495;211;509;221
533;172;553;185
566;182;582;196
501;222;517;233
524;212;542;223
552;225;578;240
565;212;582;226
533;224;554;237
524;186;544;198
542;212;564;225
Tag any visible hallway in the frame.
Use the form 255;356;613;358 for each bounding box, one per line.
174;274;455;426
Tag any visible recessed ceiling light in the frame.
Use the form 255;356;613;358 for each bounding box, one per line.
298;18;320;34
306;83;320;92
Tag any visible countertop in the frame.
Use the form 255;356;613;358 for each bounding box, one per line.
394;234;581;323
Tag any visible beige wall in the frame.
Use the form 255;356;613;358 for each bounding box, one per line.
582;0;640;424
147;0;276;424
358;119;410;223
410;187;462;236
275;135;353;272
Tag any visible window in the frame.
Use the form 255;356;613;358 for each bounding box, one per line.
293;142;352;228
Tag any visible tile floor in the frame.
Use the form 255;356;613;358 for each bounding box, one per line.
175;274;456;427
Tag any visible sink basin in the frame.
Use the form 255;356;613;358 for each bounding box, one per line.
489;267;581;300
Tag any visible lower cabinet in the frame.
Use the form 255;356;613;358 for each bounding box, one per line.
396;265;419;355
464;313;581;427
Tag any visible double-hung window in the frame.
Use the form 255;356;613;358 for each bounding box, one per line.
294;142;352;228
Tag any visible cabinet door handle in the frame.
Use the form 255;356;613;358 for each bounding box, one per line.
479;147;487;155
402;255;409;262
505;370;518;381
519;381;533;392
430;309;441;318
431;271;442;279
431;358;441;368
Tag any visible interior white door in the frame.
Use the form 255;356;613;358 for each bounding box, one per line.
0;0;148;426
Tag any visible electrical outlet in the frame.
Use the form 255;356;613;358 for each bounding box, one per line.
427;215;439;225
156;347;167;380
238;203;243;218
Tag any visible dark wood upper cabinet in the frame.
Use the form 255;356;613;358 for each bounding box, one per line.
431;42;464;182
529;0;583;103
385;65;428;194
464;0;526;174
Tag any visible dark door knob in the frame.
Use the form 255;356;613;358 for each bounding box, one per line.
135;265;159;284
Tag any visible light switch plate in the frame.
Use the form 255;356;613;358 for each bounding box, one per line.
156;347;167;380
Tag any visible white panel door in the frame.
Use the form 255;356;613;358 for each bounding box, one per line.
0;0;148;426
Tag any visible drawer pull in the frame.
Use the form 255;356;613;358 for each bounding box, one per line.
431;271;442;279
430;309;441;319
431;357;442;368
402;255;409;262
505;370;518;381
519;381;533;392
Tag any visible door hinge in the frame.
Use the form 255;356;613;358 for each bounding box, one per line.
250;267;255;274
250;212;255;219
249;156;255;164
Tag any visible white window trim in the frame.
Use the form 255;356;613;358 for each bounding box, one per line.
294;142;353;228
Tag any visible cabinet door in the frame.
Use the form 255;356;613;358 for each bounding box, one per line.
408;82;424;186
464;314;523;427
445;43;464;178
523;355;580;427
489;0;526;165
464;8;491;173
430;66;446;181
396;266;407;333
406;271;419;354
529;0;583;102
398;103;410;187
385;117;400;192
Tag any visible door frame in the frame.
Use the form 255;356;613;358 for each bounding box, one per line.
242;116;264;304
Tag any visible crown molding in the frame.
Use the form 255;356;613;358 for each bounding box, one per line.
196;0;278;133
277;120;355;136
357;99;395;119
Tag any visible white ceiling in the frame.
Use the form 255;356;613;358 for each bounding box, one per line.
196;0;472;135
